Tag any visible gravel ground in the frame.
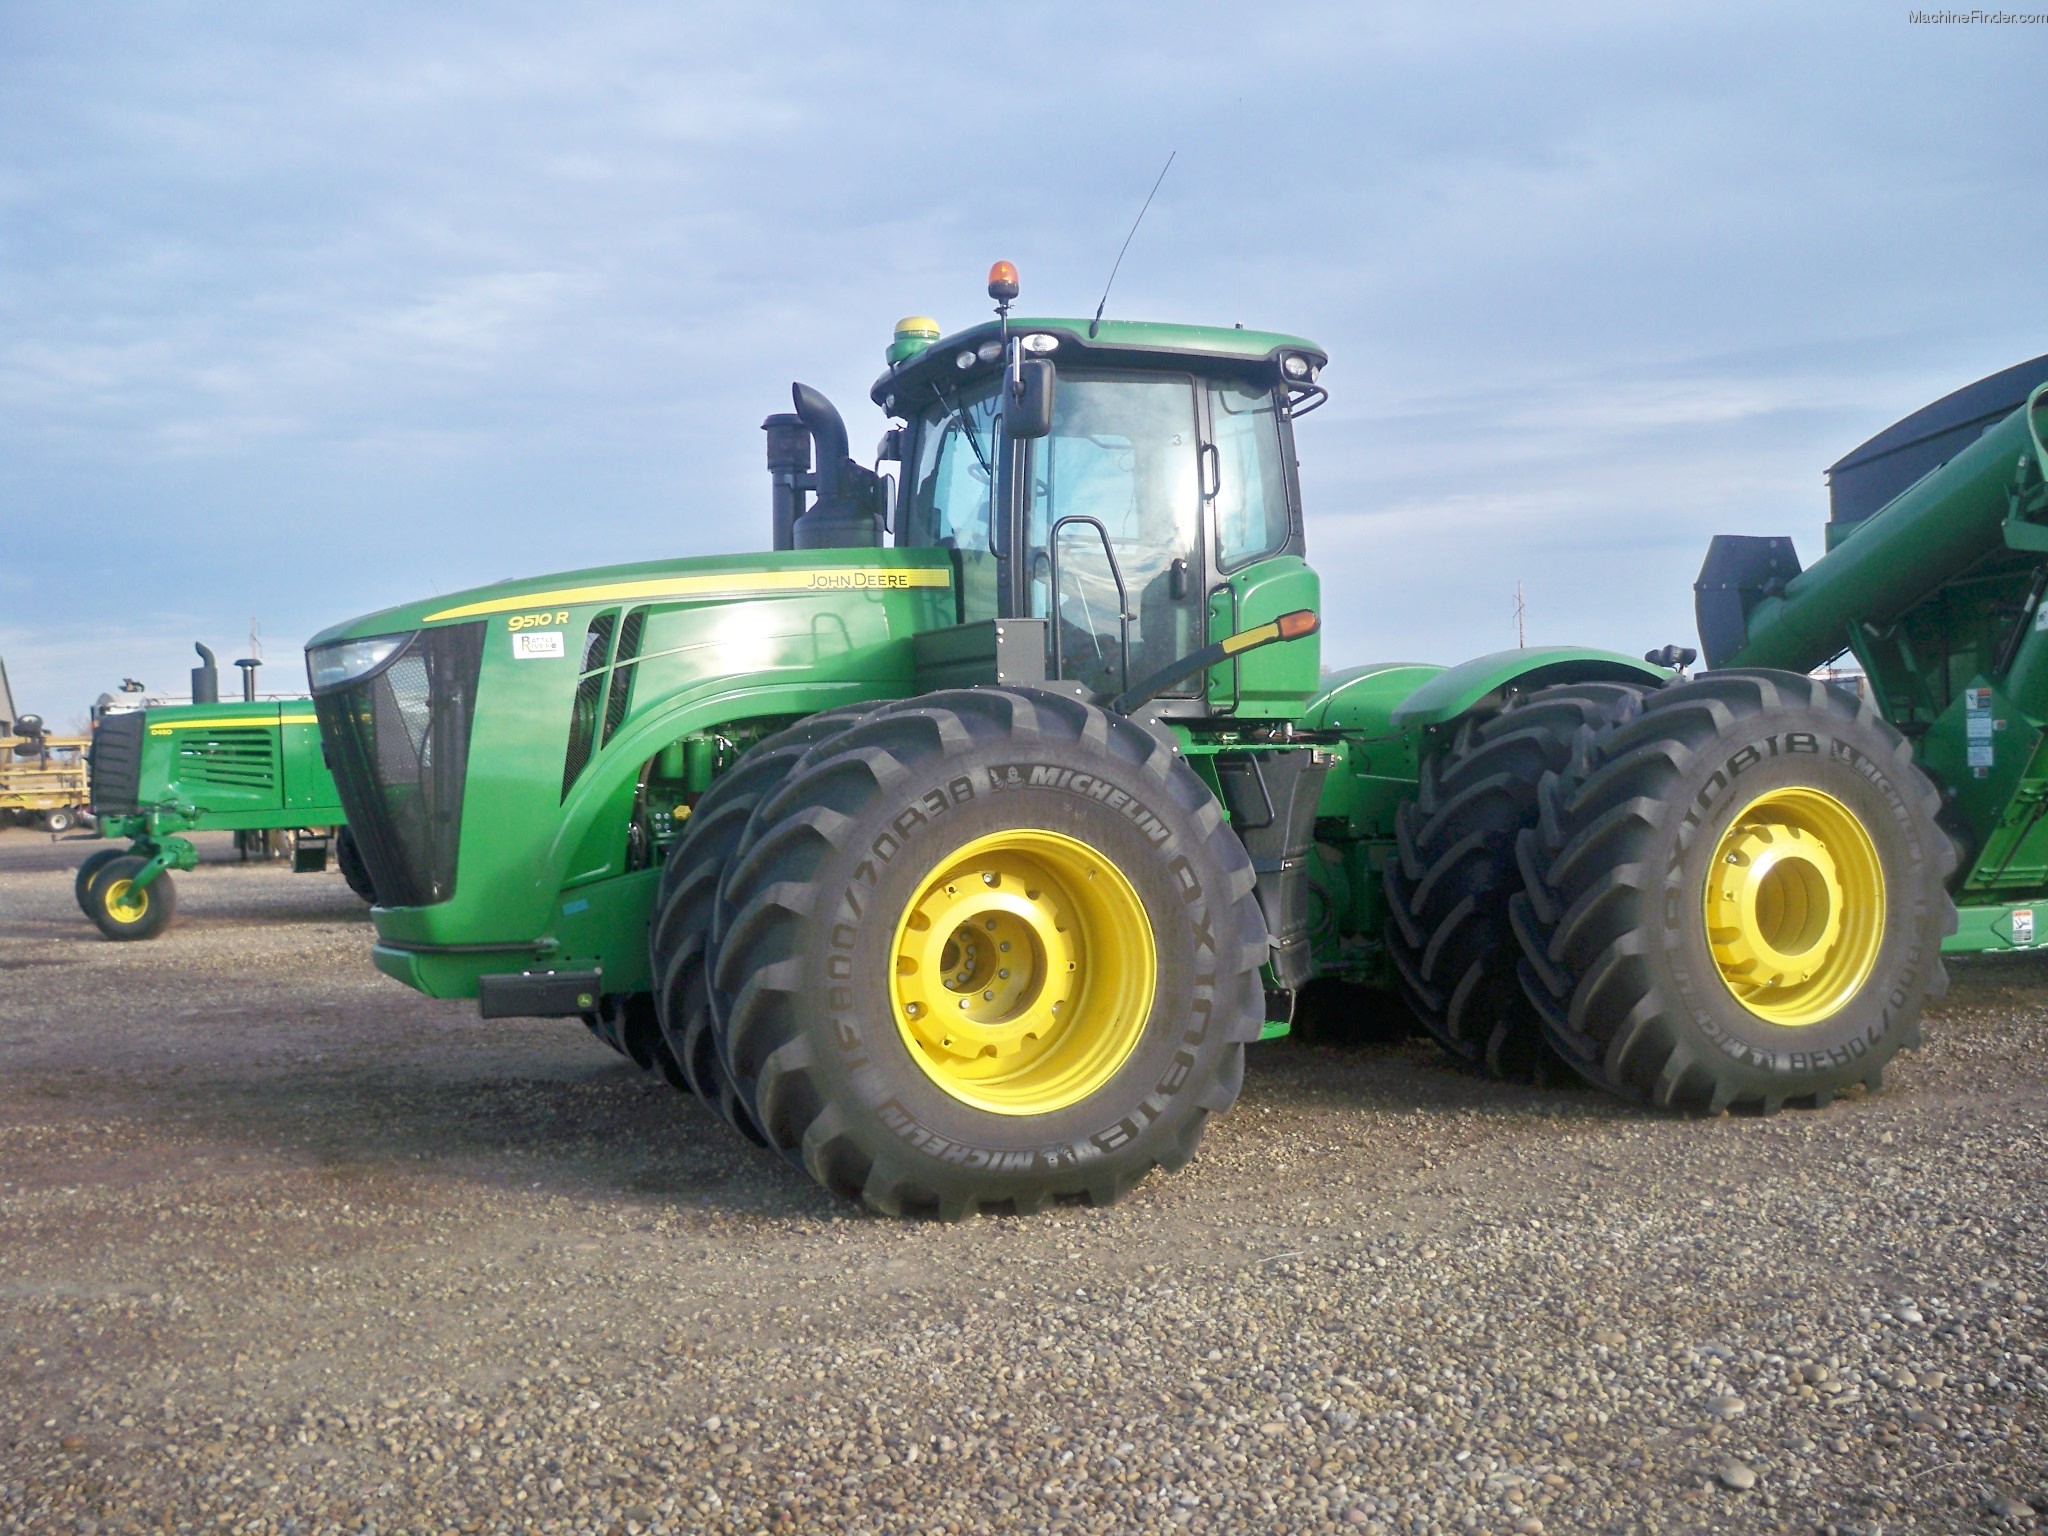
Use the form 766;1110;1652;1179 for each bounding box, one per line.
1;824;2043;1536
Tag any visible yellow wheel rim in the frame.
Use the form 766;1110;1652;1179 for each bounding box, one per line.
889;829;1156;1116
101;878;150;925
1702;786;1884;1026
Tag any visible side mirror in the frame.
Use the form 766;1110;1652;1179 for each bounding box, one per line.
1004;358;1056;439
876;427;903;464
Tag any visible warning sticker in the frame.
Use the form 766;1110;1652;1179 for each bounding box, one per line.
512;631;565;660
1966;687;1994;771
2014;908;2035;947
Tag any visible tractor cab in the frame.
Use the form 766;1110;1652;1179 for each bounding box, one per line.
771;265;1328;715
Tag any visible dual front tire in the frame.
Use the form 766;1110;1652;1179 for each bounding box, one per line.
649;689;1268;1217
334;827;377;904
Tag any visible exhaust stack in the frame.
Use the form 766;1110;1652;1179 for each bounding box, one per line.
191;643;220;705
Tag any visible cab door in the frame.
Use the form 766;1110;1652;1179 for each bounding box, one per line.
1024;373;1206;699
1202;378;1304;713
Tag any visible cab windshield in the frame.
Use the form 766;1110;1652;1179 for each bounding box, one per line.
900;365;1291;698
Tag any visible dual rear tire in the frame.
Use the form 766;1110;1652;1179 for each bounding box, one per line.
1512;669;1955;1112
1389;669;1954;1113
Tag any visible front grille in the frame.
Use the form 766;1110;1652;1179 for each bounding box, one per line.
89;711;145;816
313;624;485;907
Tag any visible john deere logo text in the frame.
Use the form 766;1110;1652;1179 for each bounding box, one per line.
805;571;917;590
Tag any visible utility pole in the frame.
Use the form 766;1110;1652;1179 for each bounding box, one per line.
1514;581;1526;649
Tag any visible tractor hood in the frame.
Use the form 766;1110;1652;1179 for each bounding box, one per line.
305;546;956;991
305;546;952;652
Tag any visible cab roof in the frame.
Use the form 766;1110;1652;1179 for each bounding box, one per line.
870;317;1327;413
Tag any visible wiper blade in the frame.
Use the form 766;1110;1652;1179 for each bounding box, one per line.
930;383;992;479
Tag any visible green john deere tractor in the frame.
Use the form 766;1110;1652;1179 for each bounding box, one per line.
81;646;369;940
306;265;1957;1217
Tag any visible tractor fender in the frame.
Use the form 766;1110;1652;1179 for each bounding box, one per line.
1387;646;1669;729
1303;662;1445;739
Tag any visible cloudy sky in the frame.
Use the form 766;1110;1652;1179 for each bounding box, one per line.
3;3;2043;723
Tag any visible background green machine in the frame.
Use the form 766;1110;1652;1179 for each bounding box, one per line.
81;646;365;940
306;268;1959;1217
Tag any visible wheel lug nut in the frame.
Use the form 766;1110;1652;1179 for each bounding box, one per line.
981;871;998;886
997;969;1009;979
982;990;994;1001
998;941;1010;953
985;918;997;930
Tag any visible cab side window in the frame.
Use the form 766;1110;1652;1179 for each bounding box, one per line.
1209;382;1291;569
905;386;998;555
904;385;1001;621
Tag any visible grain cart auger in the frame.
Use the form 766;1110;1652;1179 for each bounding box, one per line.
78;646;369;940
306;264;1954;1218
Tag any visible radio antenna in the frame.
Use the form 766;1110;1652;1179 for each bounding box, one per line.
1089;151;1176;339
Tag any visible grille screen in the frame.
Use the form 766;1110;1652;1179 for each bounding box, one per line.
579;612;616;674
89;711;145;816
314;624;485;907
601;608;646;747
177;727;278;791
561;673;605;798
561;610;620;800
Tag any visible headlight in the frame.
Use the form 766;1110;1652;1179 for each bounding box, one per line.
307;634;409;692
1282;355;1312;380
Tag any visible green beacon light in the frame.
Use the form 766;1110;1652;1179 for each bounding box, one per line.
887;315;942;366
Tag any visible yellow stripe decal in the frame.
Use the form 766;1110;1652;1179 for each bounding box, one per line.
1218;621;1283;657
147;714;317;735
422;566;952;623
